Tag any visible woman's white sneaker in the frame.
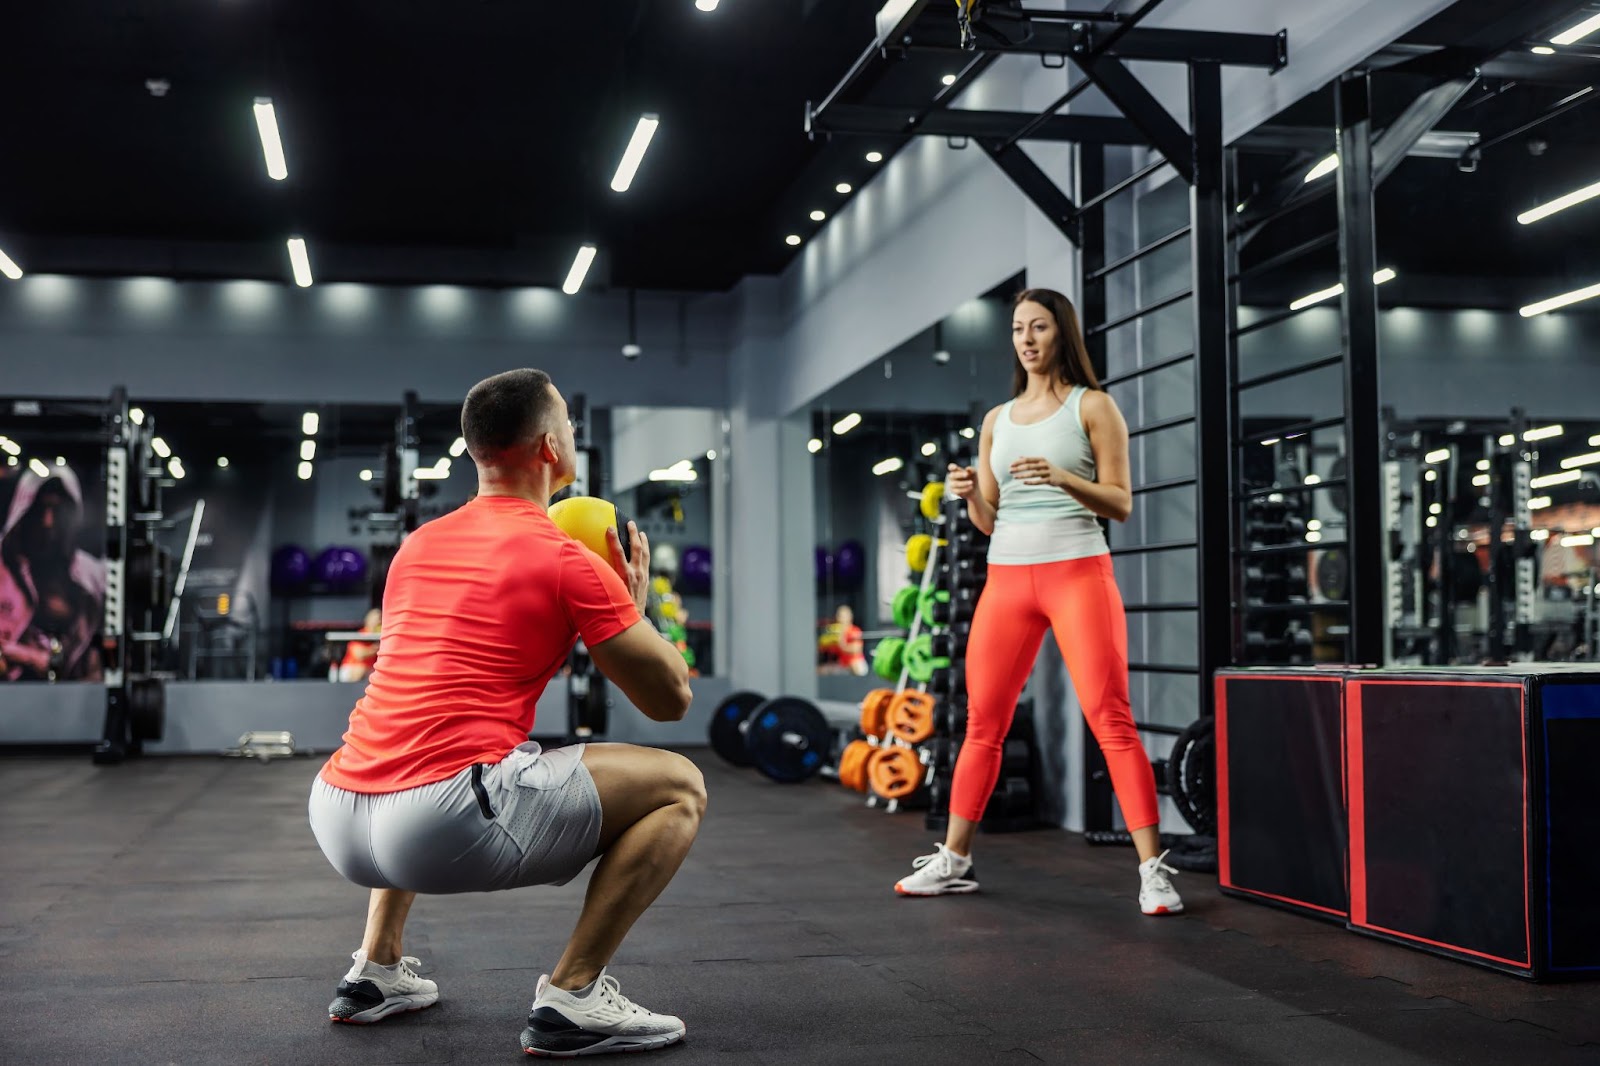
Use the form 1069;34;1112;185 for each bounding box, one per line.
327;950;439;1023
520;970;685;1057
1138;850;1184;915
894;843;980;896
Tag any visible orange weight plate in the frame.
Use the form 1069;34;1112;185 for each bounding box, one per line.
888;691;937;744
838;740;874;792
859;688;895;739
868;745;923;801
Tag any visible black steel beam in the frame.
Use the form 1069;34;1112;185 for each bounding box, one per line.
1190;61;1233;709
811;103;1145;145
1074;52;1195;183
979;141;1080;245
1335;73;1385;667
926;18;1286;68
1373;75;1479;183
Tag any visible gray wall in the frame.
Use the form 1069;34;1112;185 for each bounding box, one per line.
0;277;731;408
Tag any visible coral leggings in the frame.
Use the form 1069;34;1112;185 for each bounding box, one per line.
949;554;1159;830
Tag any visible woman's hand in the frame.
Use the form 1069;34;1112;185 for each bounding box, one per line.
946;462;980;500
1009;456;1064;488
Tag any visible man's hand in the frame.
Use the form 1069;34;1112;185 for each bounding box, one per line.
606;521;651;615
1010;456;1064;488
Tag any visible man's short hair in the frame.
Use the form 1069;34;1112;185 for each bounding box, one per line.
461;369;556;459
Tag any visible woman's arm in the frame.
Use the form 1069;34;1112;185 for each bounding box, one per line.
965;407;1002;535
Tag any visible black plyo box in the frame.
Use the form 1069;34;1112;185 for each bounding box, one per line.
1216;668;1348;921
1347;666;1600;979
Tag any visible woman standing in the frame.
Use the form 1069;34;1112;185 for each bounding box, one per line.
893;288;1182;916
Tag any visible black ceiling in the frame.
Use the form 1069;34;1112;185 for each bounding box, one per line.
0;0;885;292
1235;0;1600;309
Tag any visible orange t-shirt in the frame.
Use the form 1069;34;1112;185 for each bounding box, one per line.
319;495;639;794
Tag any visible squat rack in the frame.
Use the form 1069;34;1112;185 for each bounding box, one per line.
806;0;1287;831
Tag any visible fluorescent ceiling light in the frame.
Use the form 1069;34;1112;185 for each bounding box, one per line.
1518;180;1600;225
413;467;447;480
28;458;49;478
302;411;319;435
941;74;957;86
866;151;883;163
1529;496;1552;510
253;98;288;181
1304;474;1322;485
300;440;316;461
1532;46;1557;55
1476;459;1491;470
1288;268;1397;311
960;427;976;439
359;469;373;482
1561;533;1595;547
434;456;450;472
449;436;467;457
1425;516;1439;528
129;407;145;425
807;438;823;454
1521;280;1600;317
1302;154;1338;183
1561;451;1600;469
1305;530;1323;543
1499;433;1516;446
1552;12;1600;45
1429;503;1442;515
921;441;937;456
809;210;826;222
1424;448;1451;464
649;459;698;482
168;458;185;480
151;436;172;459
54;456;65;466
298;461;314;481
0;438;18;456
695;0;718;10
1531;528;1550;541
563;245;597;295
610;114;660;193
1525;424;1564;441
832;412;862;435
785;235;802;247
287;237;313;287
873;457;905;476
1261;437;1281;446
1532;469;1582;489
836;182;852;194
1472;474;1490;487
0;247;22;280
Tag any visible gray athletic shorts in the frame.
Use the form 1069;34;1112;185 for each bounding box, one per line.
308;741;603;894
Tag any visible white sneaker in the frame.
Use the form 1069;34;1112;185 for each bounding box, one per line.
520;969;686;1057
1138;850;1184;915
894;843;980;897
328;950;439;1023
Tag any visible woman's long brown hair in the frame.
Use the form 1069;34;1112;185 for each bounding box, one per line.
1011;287;1101;397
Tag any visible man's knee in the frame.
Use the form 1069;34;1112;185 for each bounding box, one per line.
668;753;708;821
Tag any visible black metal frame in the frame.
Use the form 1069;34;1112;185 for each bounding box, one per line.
807;0;1281;832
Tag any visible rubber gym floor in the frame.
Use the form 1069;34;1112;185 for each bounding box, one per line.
3;749;1597;1065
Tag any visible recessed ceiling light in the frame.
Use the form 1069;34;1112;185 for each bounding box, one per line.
865;151;883;163
941;74;957;86
785;234;802;247
610;114;660;193
1552;12;1600;46
0;247;22;281
695;0;719;10
836;182;852;194
1531;46;1557;55
252;97;288;181
286;237;313;287
216;456;230;468
563;244;598;295
809;209;826;222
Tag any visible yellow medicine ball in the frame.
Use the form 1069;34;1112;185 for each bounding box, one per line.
548;496;632;563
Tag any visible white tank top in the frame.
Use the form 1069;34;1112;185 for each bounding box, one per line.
986;387;1108;565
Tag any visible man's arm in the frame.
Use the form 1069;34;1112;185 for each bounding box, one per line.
587;620;693;723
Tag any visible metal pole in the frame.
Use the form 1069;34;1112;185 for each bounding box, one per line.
1335;74;1385;666
1190;61;1231;712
